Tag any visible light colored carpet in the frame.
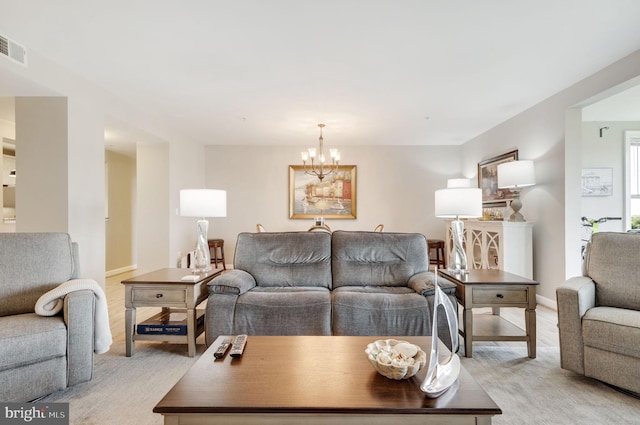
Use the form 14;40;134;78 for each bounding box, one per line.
40;340;204;425
41;342;640;424
461;345;640;425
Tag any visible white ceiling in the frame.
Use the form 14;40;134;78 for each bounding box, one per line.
2;0;640;149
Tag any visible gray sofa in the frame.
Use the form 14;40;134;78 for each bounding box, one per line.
0;233;97;402
557;232;640;394
206;230;456;347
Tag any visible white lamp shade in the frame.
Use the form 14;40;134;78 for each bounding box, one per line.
434;188;482;218
447;178;471;188
180;189;227;217
497;160;535;189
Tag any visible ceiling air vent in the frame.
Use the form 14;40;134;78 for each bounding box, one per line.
0;34;27;66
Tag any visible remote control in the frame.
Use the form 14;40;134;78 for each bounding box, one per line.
229;334;247;358
213;337;232;359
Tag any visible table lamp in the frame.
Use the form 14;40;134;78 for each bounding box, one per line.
435;182;482;273
497;160;535;222
180;189;227;273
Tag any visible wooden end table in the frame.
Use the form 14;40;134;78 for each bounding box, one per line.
439;269;539;358
121;268;222;357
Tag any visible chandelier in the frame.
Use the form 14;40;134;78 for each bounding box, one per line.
300;123;340;181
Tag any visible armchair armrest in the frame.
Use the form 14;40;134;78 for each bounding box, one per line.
64;290;95;385
556;276;596;374
407;271;456;296
208;270;257;295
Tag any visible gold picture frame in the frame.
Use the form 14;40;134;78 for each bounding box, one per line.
478;150;518;208
289;165;357;219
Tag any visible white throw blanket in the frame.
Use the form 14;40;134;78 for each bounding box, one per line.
35;278;113;354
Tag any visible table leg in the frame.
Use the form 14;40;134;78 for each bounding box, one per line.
186;308;196;357
463;307;473;357
525;307;536;358
125;306;136;357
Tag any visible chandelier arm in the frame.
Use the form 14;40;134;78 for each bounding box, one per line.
300;123;338;182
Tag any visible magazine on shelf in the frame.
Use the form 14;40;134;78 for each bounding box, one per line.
137;310;204;335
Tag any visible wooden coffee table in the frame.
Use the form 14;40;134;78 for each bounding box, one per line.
154;335;501;424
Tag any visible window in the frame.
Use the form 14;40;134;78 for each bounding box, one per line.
626;131;640;229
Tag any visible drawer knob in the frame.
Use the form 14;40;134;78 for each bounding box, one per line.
496;293;504;299
156;293;163;298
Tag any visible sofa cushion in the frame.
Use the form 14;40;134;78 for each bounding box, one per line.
331;286;431;335
583;306;640;359
233;232;332;289
332;231;430;288
0;233;76;316
585;232;640;311
0;313;67;372
234;287;332;335
407;271;457;296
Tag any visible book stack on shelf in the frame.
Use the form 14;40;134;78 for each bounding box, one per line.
137;310;205;335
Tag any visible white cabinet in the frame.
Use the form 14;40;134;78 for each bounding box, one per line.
445;220;533;279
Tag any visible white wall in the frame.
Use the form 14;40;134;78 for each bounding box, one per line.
462;49;640;304
204;145;461;264
169;140;207;268
580;121;640;231
0;47;207;280
136;143;170;274
15;97;69;232
105;150;136;273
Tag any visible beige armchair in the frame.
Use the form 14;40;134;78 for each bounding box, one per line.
556;232;640;395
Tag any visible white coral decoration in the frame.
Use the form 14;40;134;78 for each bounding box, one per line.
365;339;426;380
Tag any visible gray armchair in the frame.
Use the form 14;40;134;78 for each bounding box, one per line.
0;233;105;402
556;232;640;394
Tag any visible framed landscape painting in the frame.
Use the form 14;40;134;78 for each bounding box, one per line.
478;150;518;208
289;165;357;219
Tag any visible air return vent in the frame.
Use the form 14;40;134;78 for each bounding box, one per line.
0;34;27;66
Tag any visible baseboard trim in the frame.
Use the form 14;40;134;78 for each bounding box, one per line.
536;294;556;310
106;264;137;277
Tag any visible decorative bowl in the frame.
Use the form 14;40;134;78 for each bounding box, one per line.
365;339;427;380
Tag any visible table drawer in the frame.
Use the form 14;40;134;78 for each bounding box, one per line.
132;288;186;304
472;288;527;304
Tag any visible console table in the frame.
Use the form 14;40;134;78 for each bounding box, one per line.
440;269;539;358
121;268;222;357
444;220;533;279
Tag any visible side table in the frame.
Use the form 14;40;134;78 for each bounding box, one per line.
121;268;222;357
439;269;539;358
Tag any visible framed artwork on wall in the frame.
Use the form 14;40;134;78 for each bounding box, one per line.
289;165;357;219
478;150;518;208
581;168;613;196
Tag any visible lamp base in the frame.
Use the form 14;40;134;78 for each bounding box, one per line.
507;191;526;222
192;219;211;273
448;218;469;273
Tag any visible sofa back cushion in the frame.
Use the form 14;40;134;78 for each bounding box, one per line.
234;232;332;288
585;232;640;311
0;232;76;316
331;231;430;288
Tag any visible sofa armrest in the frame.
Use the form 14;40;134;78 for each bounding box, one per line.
64;290;95;386
208;270;257;295
556;276;596;375
407;271;456;296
